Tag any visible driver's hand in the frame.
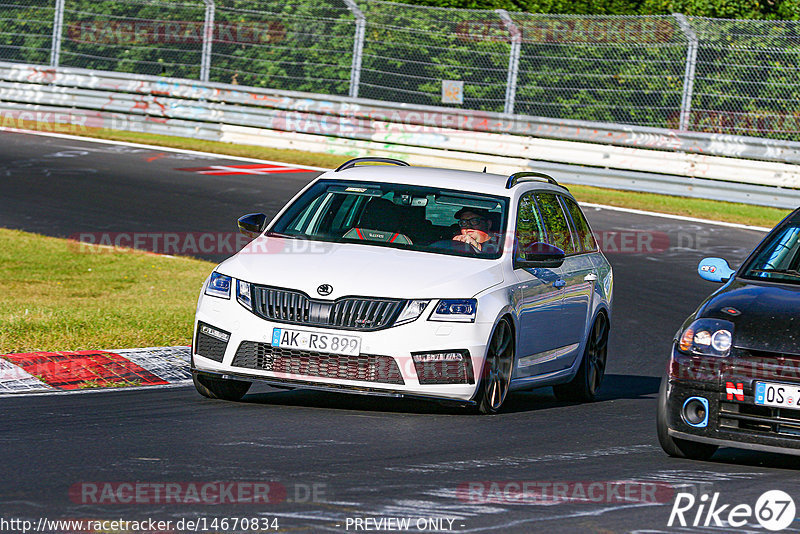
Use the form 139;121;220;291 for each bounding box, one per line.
453;234;481;250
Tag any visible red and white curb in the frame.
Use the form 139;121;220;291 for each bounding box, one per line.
176;163;310;175
0;346;191;395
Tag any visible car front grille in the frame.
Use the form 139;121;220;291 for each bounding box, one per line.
719;401;800;438
231;342;405;385
716;350;800;438
250;285;404;331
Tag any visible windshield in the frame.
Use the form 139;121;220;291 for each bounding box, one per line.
741;220;800;285
270;180;508;259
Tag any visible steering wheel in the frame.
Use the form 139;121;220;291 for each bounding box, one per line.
430;239;480;254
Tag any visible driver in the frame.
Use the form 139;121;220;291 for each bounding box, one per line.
452;208;500;253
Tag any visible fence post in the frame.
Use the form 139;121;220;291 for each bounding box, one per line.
343;0;366;99
50;0;65;67
200;0;215;82
496;10;521;116
674;14;698;132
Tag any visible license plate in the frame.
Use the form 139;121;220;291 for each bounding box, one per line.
754;381;800;410
271;328;361;356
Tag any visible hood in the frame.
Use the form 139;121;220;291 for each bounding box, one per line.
699;280;800;355
216;235;504;299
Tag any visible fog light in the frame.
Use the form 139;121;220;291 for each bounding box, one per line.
195;322;231;363
200;324;230;342
412;352;463;363
412;350;473;384
682;397;709;428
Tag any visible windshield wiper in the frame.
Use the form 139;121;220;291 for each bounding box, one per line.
265;231;300;240
749;268;800;279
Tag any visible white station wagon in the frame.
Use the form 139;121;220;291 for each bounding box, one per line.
192;158;613;413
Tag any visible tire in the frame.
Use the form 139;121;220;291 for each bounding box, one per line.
553;313;609;402
192;370;251;401
656;376;718;460
474;318;514;414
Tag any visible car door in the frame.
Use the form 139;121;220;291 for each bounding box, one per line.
521;192;586;374
512;192;567;378
558;196;599;353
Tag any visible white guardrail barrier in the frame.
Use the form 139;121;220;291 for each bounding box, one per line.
1;62;799;209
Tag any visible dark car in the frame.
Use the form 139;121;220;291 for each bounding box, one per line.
658;208;800;460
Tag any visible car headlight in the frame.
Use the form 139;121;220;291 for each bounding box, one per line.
677;318;734;357
428;299;477;323
205;272;231;299
237;279;252;310
395;300;430;325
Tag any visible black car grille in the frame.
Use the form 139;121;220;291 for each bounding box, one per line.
194;324;229;362
413;351;474;385
720;401;800;438
231;342;405;384
250;285;404;331
716;350;800;438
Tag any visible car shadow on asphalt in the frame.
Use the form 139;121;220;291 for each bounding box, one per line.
238;374;661;416
701;449;800;470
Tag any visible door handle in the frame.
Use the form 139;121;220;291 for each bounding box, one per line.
584;273;598;282
553;279;566;288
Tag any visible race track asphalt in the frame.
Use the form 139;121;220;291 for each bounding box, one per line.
1;130;798;533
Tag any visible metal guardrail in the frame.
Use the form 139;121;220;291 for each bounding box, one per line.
1;63;799;209
3;62;800;165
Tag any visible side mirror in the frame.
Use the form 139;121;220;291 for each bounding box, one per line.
698;257;735;283
515;242;565;269
238;213;268;238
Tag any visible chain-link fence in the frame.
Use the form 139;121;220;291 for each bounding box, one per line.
1;0;799;141
356;2;512;111
690;18;800;139
1;1;54;65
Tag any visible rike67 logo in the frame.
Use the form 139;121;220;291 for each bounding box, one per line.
669;490;796;531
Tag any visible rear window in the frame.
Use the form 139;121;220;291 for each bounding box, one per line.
562;197;598;253
535;193;577;255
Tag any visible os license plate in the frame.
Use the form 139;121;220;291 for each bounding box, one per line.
271;328;361;356
754;381;800;410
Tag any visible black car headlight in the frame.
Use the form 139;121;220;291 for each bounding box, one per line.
677;318;734;357
428;299;477;323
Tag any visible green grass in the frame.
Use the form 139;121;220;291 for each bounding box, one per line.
31;122;788;229
0;228;214;353
566;185;789;229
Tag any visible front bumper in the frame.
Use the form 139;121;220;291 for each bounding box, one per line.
664;347;800;456
192;294;495;402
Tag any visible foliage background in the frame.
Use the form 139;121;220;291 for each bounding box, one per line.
1;0;798;140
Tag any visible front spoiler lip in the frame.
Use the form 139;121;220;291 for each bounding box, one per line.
668;429;800;457
193;367;477;407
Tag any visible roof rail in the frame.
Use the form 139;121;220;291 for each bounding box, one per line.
505;171;568;191
335;157;410;172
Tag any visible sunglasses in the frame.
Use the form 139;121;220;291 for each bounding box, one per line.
458;217;487;228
